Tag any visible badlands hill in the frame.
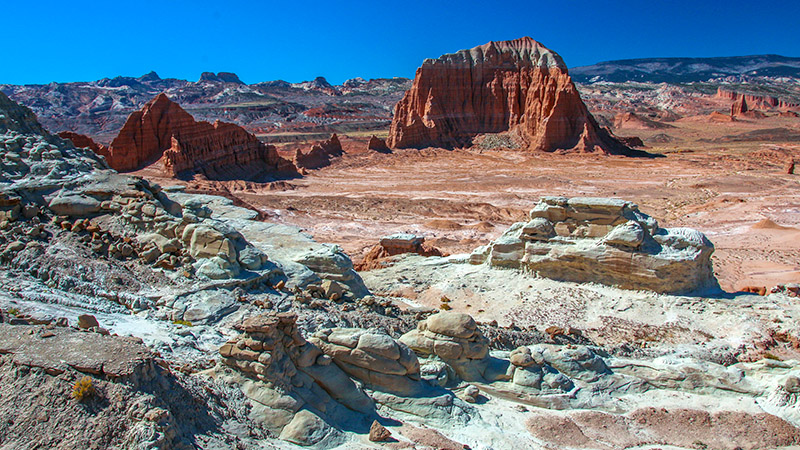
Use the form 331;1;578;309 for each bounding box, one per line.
93;93;295;179
0;72;410;143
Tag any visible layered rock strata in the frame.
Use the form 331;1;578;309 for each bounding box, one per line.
471;196;717;294
0;92;366;293
310;328;424;396
731;96;749;116
507;345;609;391
104;93;295;178
400;312;495;382
356;234;443;271
388;37;635;155
729;96;766;119
218;313;375;445
717;87;800;110
41;171;274;283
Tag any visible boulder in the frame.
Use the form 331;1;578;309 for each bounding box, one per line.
48;194;101;217
507;345;601;392
321;280;345;299
77;314;99;329
237;245;268;270
369;420;392;442
400;312;490;382
278;410;333;446
462;384;480;403
426;311;477;339
603;221;645;248
220;313;375;445
311;328;424;396
139;233;181;254
293;244;368;296
183;224;237;260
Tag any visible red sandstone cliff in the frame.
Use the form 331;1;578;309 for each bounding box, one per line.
613;112;674;130
729;95;767;119
104;93;295;179
294;133;344;170
717;87;800;110
731;97;749;116
58;131;111;160
367;135;390;152
388;37;634;155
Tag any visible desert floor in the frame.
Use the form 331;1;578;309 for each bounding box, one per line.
140;116;800;293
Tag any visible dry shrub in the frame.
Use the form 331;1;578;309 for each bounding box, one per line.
72;376;95;401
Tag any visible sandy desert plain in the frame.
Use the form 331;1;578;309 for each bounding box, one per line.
136;112;800;295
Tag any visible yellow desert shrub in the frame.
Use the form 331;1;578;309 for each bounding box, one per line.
72;376;95;401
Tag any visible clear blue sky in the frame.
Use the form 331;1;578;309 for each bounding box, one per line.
3;0;799;85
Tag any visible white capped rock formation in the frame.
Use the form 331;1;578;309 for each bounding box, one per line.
471;196;717;294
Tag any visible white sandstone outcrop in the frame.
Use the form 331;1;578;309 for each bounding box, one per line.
471;196;717;294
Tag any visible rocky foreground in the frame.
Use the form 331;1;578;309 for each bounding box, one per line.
1;91;800;450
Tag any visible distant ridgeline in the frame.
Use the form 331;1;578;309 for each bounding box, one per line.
570;54;800;83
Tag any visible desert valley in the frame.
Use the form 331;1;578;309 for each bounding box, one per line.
1;32;800;450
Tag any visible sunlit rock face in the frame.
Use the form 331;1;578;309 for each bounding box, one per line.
389;37;633;155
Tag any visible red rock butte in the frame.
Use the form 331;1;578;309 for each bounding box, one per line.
57;131;111;160
717;87;800;110
103;93;295;179
388;37;635;155
294;133;344;170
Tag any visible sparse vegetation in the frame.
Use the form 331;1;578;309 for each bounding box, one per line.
7;308;19;316
439;303;451;311
763;352;781;361
71;376;95;401
172;320;193;327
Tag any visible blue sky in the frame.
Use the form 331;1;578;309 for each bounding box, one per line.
3;0;799;85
